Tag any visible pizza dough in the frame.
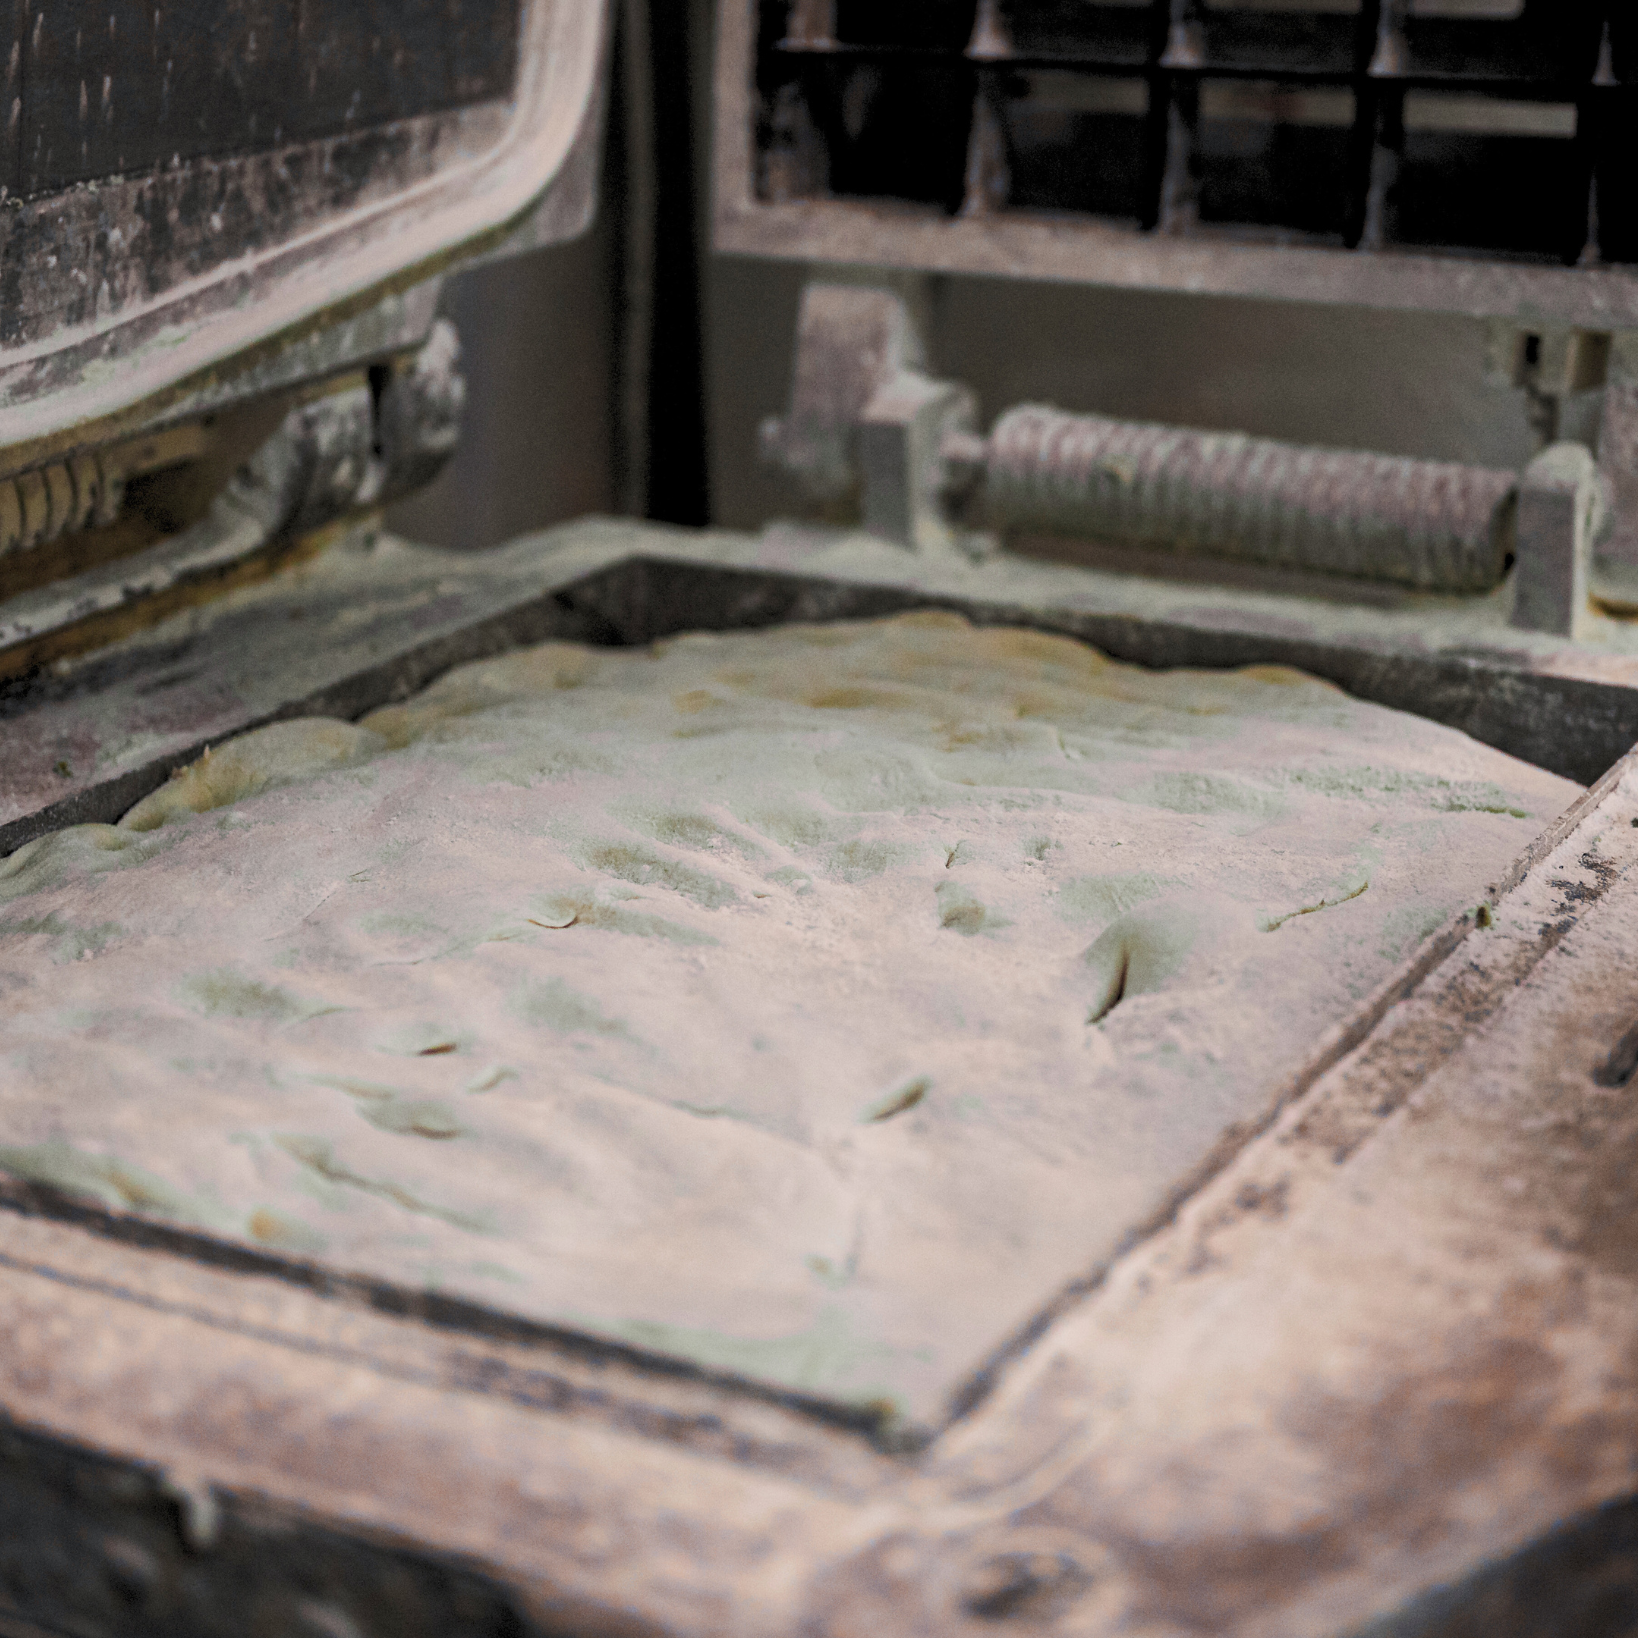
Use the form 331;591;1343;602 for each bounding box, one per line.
0;613;1579;1424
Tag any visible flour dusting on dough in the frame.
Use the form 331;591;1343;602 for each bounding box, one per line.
0;613;1579;1421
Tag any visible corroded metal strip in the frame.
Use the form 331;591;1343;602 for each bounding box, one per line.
979;404;1518;592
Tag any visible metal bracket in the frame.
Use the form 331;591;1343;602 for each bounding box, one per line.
759;280;980;554
1484;319;1613;449
1483;321;1638;620
1511;443;1610;640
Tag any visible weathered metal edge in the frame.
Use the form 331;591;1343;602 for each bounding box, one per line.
799;771;1638;1638
0;1176;899;1438
936;731;1638;1430
0;1198;904;1490
0;539;620;857
1352;1491;1638;1638
710;0;1638;329
0;1244;867;1638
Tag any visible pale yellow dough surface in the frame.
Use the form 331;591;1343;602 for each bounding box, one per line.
0;614;1578;1423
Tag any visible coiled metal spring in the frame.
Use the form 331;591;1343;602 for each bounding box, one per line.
971;405;1519;594
0;451;125;559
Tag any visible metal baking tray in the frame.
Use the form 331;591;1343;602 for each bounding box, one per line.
2;518;1636;1637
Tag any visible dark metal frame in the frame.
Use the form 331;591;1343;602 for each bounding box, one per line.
713;0;1638;328
0;0;609;464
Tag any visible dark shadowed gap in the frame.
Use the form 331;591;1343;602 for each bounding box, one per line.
1352;1490;1638;1638
641;0;710;527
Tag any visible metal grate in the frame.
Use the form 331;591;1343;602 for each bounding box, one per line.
754;0;1633;266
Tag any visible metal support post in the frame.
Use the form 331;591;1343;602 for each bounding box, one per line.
1512;443;1608;639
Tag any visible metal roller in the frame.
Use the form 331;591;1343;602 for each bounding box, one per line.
962;405;1520;593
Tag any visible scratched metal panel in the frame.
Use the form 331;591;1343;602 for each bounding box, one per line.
168;3;304;161
20;0;518;199
22;0;133;190
24;2;291;193
0;0;605;453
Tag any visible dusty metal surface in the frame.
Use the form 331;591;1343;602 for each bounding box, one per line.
759;281;931;504
760;279;980;552
573;523;1638;784
758;278;1546;591
123;281;447;457
790;746;1638;1638
1592;372;1638;611
0;520;1636;1635
5;2;1635;1623
0;424;208;561
1512;442;1606;638
15;1;520;199
0;0;613;683
0;522;643;857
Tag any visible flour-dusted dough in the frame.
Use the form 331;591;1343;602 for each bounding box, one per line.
0;719;384;903
0;613;1580;1424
